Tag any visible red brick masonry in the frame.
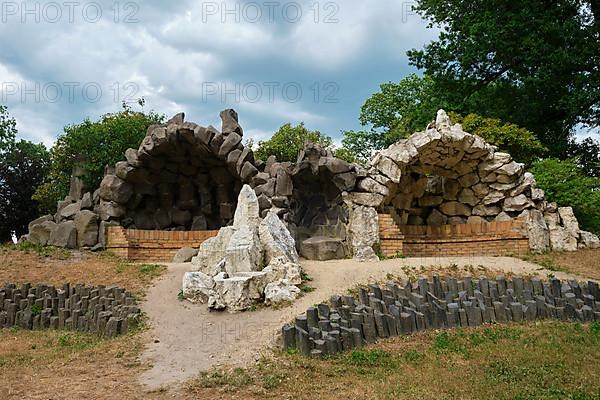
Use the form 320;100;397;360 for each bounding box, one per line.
378;214;529;258
106;227;219;262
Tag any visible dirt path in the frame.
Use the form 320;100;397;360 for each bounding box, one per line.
138;256;592;390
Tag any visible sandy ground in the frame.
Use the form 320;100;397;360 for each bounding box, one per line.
138;255;595;391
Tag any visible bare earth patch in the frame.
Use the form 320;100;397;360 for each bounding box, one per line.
0;246;166;298
0;247;599;399
515;248;600;280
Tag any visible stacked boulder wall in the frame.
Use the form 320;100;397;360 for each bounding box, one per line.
347;109;599;254
185;185;302;312
25;108;599;257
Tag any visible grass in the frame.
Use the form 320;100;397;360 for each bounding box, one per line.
509;249;600;280
114;262;167;297
514;252;569;272
0;241;71;260
0;327;146;398
185;321;600;399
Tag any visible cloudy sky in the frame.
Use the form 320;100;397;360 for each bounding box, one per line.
0;0;438;146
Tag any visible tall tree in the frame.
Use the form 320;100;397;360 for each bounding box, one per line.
0;107;50;240
407;0;600;159
33;108;164;212
255;122;333;162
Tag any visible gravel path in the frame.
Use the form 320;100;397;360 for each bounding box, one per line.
138;256;590;390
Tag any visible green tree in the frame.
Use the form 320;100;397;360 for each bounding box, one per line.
339;74;547;164
531;158;600;234
33;109;164;212
567;137;600;178
450;113;547;165
255;122;332;162
0;107;50;240
339;74;446;162
407;0;600;159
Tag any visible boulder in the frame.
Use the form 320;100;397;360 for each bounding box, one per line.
439;201;471;217
494;212;513;222
224;226;264;275
74;210;99;247
220;108;243;135
525;210;550;253
480;191;504;206
472;204;501;217
28;215;53;232
259;211;299;264
347;192;384;207
29;221;57;246
427;209;447;226
458;188;478;206
80;192;93;210
99;175;133;204
443;180;461;200
357;177;389;197
218;132;242;157
558;207;580;236
418;195;444;207
262;256;302;285
233;185;260;229
503;194;531;212
264;279;301;306
191;215;208;231
392;193;413;210
60;201;81;219
209;275;255;312
99;220;120;247
48;221;77;248
300;236;346;261
354;246;379;262
182;272;214;303
192;226;235;276
549;227;578;252
98;200;126;221
374;156;402;183
332;172;357;192
348;206;379;262
458;172;479;187
319;157;352;174
579;231;600;249
275;169;293;196
467;215;488;225
173;247;198;263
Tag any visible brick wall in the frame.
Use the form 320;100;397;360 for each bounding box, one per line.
378;214;529;258
106;227;219;262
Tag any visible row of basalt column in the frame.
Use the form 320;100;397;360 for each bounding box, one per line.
0;283;141;337
282;276;600;357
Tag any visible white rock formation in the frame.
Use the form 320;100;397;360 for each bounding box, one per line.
182;272;214;303
183;185;303;312
264;280;301;306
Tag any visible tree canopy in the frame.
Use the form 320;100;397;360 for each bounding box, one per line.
339;75;548;165
254;122;333;162
407;0;600;159
33;109;164;212
531;158;600;234
0;106;50;240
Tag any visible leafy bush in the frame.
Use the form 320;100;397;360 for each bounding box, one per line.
531;159;600;234
451;113;547;166
33;109;164;212
254;122;332;162
0;106;50;238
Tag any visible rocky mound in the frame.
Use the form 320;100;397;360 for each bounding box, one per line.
182;185;303;312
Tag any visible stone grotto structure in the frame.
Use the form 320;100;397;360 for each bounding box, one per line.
25;109;599;265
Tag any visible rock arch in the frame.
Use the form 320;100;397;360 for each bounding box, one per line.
97;110;260;232
346;110;599;258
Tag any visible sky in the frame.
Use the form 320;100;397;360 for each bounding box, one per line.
0;0;439;147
